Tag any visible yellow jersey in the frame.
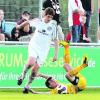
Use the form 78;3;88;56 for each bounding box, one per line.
50;74;86;94
50;83;77;94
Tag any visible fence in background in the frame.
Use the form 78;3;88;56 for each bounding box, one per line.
0;0;99;42
0;0;40;21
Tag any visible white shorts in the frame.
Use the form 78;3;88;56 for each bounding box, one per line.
28;43;48;66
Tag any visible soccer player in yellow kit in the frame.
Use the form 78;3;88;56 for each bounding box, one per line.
45;74;87;94
29;56;88;94
40;58;87;94
53;36;88;94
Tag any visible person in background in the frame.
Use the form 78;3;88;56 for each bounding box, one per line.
97;0;100;43
11;11;32;41
0;9;6;41
43;0;64;41
68;0;85;43
79;15;91;42
80;0;94;38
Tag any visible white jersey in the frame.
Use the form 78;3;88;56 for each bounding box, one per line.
29;18;58;65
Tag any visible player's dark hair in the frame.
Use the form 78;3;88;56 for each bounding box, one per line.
22;11;30;15
44;7;55;16
45;77;54;89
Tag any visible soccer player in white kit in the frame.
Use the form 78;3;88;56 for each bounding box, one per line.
17;7;59;93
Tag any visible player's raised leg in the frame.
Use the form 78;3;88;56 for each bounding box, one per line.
68;56;88;77
65;56;88;85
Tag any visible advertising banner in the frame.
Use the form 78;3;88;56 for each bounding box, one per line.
0;45;100;88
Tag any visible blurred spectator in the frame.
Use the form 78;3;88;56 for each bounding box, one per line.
80;0;94;38
68;0;85;42
11;11;32;41
0;9;12;41
0;9;5;41
43;0;64;41
99;3;100;27
97;0;100;43
79;15;91;42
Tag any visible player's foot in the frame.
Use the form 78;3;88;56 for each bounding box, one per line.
23;87;29;94
83;56;88;66
17;75;23;85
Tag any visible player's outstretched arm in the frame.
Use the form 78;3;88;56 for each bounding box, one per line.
29;88;50;94
37;73;50;79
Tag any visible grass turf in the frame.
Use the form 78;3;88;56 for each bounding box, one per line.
0;88;100;100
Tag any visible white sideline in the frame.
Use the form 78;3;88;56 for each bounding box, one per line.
0;86;100;89
0;41;100;46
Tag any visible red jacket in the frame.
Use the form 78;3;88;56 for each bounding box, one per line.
73;12;80;25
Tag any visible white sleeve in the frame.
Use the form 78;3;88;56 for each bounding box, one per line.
52;25;58;40
51;20;58;40
29;18;40;27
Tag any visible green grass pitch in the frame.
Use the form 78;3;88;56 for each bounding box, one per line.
0;88;100;100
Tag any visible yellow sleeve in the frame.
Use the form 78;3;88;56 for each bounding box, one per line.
50;89;58;94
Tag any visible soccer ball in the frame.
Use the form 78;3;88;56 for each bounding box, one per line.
57;84;67;94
